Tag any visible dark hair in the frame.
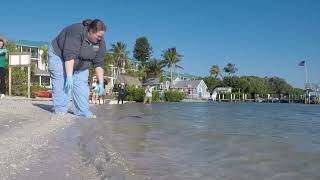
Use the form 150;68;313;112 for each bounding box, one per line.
0;39;4;49
82;19;106;33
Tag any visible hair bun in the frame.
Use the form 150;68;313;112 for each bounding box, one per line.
82;19;92;26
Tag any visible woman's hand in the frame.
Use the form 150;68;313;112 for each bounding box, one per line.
95;83;105;96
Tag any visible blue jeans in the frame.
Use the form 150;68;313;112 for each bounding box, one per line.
48;45;92;116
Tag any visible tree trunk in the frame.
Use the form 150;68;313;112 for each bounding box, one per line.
170;66;173;87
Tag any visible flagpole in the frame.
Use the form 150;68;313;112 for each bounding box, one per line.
304;60;309;104
305;60;308;85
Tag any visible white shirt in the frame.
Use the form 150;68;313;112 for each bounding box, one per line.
145;87;153;97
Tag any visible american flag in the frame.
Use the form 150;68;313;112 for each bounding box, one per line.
298;60;305;66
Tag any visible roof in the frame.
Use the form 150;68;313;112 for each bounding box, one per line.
163;71;199;79
15;40;48;48
32;68;49;76
116;74;142;87
143;78;161;86
171;80;203;89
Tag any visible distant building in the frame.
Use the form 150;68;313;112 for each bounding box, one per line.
213;87;232;94
143;78;169;91
0;34;50;87
171;80;210;99
116;74;142;88
15;40;50;87
305;83;320;103
127;58;140;71
163;71;199;81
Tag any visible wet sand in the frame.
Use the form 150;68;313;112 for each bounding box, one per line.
0;98;139;180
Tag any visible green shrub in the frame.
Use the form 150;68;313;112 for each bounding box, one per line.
125;86;161;103
125;86;144;102
164;90;186;102
152;91;160;103
11;68;28;96
6;68;50;97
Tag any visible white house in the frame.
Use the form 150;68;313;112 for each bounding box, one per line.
171;80;210;99
15;40;50;87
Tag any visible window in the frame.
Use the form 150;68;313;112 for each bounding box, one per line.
22;47;30;52
31;48;38;59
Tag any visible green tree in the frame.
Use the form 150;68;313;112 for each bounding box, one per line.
103;52;113;76
5;41;17;53
203;77;221;92
268;77;292;96
161;47;183;85
110;42;129;76
210;65;223;79
137;65;147;81
145;59;163;78
223;63;238;76
133;37;153;66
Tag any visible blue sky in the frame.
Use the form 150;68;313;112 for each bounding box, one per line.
1;0;320;88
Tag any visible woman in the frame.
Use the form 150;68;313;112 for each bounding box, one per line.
0;39;7;99
118;83;125;104
49;19;106;118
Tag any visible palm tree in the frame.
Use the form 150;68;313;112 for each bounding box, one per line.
137;64;147;81
210;65;223;79
146;59;163;78
40;45;48;69
161;47;183;85
223;63;238;76
110;42;129;76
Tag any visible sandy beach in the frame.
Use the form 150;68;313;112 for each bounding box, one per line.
0;98;139;180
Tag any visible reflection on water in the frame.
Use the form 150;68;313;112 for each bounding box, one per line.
79;103;320;180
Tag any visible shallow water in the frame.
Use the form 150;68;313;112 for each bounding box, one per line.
84;102;320;180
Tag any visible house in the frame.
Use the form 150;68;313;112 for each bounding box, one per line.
305;83;320;103
127;58;140;71
116;74;142;88
0;36;51;87
213;87;232;94
15;40;50;87
171;80;210;99
142;77;170;91
163;71;198;81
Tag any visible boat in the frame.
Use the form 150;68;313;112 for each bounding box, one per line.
32;90;52;98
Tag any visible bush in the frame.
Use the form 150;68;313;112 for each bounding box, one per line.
5;68;50;97
164;90;186;102
152;91;160;103
125;86;162;103
125;86;145;102
11;68;28;96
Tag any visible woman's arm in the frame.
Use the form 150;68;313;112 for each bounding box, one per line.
65;60;74;76
95;67;104;84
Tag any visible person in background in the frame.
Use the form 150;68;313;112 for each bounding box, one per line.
48;19;106;118
118;83;125;104
91;79;98;104
144;85;153;104
0;39;7;99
